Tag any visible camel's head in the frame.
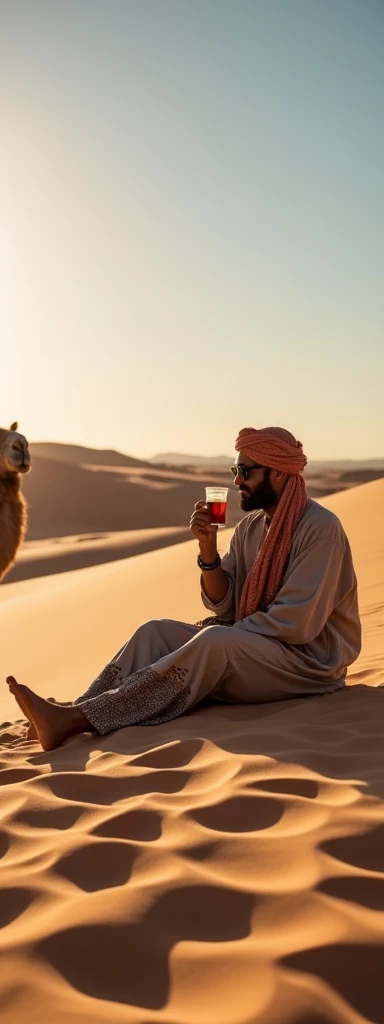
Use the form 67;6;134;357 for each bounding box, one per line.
0;421;31;476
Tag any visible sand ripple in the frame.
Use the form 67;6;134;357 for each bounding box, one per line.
0;685;383;1024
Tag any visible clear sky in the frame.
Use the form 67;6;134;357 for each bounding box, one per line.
1;0;383;459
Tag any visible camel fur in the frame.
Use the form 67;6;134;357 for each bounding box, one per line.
0;421;31;582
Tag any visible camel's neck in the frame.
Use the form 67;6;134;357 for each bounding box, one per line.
0;472;20;494
0;474;27;582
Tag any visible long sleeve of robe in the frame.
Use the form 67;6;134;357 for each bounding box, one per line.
201;498;361;679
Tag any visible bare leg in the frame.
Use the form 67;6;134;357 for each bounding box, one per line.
6;676;93;751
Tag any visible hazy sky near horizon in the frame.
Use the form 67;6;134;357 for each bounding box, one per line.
1;0;383;460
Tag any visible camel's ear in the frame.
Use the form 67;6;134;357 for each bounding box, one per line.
10;421;18;431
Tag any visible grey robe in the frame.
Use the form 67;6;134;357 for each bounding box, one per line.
73;499;362;735
200;497;361;682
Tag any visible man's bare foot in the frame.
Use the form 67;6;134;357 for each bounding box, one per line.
27;700;64;740
6;676;90;751
4;678;38;739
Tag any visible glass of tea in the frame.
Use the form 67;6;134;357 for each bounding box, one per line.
205;486;228;527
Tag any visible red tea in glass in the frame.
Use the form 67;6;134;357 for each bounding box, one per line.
206;500;227;525
205;487;228;527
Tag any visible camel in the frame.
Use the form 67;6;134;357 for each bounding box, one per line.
0;422;31;582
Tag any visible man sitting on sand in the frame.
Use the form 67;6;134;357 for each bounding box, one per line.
7;426;361;751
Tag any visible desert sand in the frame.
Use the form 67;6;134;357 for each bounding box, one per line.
7;527;192;583
0;479;383;1024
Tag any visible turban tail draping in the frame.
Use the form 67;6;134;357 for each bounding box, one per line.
234;427;308;619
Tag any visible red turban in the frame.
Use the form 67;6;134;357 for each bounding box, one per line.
234;426;308;619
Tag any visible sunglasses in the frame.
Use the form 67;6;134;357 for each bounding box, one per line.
230;462;264;481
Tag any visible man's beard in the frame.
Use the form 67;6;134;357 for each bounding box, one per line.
239;468;276;513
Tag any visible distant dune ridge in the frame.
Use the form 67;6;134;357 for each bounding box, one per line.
0;476;383;1023
31;440;384;471
30;441;154;469
150;449;384;471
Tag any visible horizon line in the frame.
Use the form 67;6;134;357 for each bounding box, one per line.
29;439;384;463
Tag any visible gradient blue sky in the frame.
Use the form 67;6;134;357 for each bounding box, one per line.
1;0;383;459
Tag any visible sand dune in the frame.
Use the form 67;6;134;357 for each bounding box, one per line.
6;527;191;583
18;454;242;543
29;440;154;468
0;481;383;1024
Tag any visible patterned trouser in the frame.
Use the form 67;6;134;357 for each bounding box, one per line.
72;617;344;735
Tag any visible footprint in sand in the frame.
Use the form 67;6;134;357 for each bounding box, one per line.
0;887;36;928
34;769;188;805
316;874;384;910
55;839;138;891
190;794;283;833
281;942;384;1023
36;884;256;1008
92;807;162;842
0;767;42;786
130;738;203;769
0;830;9;858
320;822;384;873
14;804;86;830
249;777;319;799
